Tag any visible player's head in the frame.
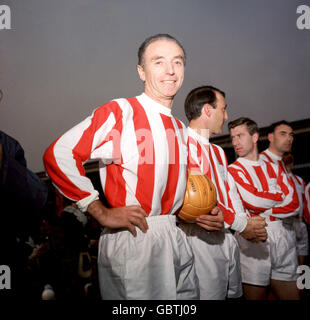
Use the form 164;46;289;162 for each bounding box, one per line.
267;120;293;156
228;117;259;158
137;34;186;107
185;85;227;135
138;34;186;67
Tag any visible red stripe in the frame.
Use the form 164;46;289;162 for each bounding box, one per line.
127;97;155;215
102;103;127;207
188;136;201;172
260;151;274;163
254;166;268;191
304;186;310;225
265;161;277;179
233;161;254;185
44;100;125;202
212;145;223;166
208;145;224;204
160;114;180;215
43;138;92;200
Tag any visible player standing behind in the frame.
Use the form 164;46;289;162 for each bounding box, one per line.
260;121;309;267
282;152;309;266
179;86;267;299
304;182;310;226
228;117;300;300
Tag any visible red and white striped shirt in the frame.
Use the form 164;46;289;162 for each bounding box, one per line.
288;173;306;220
228;157;299;220
43;93;188;215
304;183;310;225
259;148;301;218
187;127;248;232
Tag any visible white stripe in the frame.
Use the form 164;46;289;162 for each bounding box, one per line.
169;117;187;215
54;115;97;198
142;107;167;215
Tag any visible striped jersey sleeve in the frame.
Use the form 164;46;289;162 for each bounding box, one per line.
187;128;248;232
304;182;310;225
228;160;284;214
43;100;122;210
43;94;188;215
259;150;300;217
228;158;299;218
289;173;306;220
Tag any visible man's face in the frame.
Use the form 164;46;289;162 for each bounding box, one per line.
137;39;185;107
269;124;294;155
208;91;228;135
230;124;257;158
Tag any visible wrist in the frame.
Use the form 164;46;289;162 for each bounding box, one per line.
87;200;109;226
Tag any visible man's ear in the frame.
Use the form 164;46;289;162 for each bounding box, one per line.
202;104;212;118
137;65;145;82
267;132;273;144
252;132;259;144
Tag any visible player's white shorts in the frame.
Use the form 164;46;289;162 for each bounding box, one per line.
178;222;242;300
293;219;309;256
235;218;298;286
97;215;199;300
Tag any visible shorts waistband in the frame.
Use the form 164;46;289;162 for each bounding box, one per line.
102;214;176;234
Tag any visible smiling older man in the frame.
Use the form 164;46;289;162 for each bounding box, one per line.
43;34;200;300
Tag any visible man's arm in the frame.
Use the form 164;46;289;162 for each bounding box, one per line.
43;102;149;236
228;166;284;214
0;133;48;209
87;200;148;237
226;171;267;242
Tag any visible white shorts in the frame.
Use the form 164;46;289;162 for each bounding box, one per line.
235;219;298;286
178;223;242;300
97;215;199;300
293;219;309;256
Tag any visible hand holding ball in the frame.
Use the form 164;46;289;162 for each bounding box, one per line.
178;173;217;222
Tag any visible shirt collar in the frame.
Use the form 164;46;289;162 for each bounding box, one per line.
265;148;282;161
187;127;210;145
237;157;262;166
136;93;172;117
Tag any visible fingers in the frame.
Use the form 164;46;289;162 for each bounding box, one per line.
196;221;222;231
196;214;223;231
126;206;149;236
210;206;220;215
198;214;223;224
127;205;148;217
127;223;137;237
128;214;148;234
251;216;268;227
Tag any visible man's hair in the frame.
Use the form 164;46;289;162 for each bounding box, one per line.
282;151;294;166
228;117;259;136
267;120;292;134
184;85;226;122
138;33;186;66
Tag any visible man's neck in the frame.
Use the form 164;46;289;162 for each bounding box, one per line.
268;145;283;158
143;90;174;108
243;147;259;162
189;120;212;140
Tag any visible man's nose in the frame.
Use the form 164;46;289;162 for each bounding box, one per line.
224;111;228;121
166;63;175;75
